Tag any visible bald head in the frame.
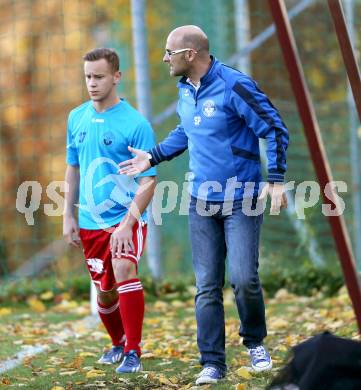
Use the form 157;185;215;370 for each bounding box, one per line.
164;25;211;79
169;25;209;54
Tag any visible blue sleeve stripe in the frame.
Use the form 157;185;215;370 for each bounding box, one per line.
275;132;286;173
233;81;287;177
232;82;277;128
231;146;260;161
149;143;188;166
157;143;187;161
154;145;164;163
164;147;188;160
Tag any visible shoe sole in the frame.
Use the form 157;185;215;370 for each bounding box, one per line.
116;364;142;374
251;360;273;372
195;378;219;385
98;358;123;365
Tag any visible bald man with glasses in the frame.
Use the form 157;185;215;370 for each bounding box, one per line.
119;25;289;385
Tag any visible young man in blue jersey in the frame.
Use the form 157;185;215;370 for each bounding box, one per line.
119;25;289;384
63;48;157;374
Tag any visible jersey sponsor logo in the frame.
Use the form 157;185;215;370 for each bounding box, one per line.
79;132;87;143
194;116;201;126
202;99;216;117
92;118;105;123
86;258;104;273
103;131;115;146
80;157;137;229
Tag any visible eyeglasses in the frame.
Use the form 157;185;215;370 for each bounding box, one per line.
164;48;197;57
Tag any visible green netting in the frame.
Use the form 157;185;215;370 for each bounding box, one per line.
0;0;360;282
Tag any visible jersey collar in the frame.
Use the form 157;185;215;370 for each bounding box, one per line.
90;99;124;114
177;55;219;89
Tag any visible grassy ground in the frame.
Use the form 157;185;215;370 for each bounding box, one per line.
0;286;358;389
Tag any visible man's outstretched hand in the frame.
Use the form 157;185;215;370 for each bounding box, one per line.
118;146;151;176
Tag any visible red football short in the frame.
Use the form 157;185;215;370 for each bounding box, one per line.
79;221;147;292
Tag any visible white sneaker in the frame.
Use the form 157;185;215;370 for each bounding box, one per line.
195;366;224;385
249;345;273;372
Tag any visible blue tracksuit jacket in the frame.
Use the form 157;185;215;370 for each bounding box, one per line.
149;56;289;201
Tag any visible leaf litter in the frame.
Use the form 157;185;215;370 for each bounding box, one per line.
0;286;359;389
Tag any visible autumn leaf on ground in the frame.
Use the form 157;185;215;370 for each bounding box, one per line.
284;334;299;347
154;301;168;310
86;369;106;378
1;377;11;385
141;352;155;358
79;352;97;358
157;374;177;386
53;300;78;313
179;384;193;390
171;300;185;308
65;356;84;369
269;317;288;330
274;288;296;301
27;297;46;313
169;375;179;384
303;322;317;332
47;356;65;366
59;370;77;376
22;356;34;366
40;291;54;301
0;308;12;316
341;310;355;321
236;367;252;380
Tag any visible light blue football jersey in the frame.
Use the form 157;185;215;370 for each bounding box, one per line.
66;99;157;230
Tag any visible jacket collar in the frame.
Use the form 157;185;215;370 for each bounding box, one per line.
177;55;219;88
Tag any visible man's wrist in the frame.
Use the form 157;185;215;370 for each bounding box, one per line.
267;171;285;183
146;151;155;167
267;182;284;186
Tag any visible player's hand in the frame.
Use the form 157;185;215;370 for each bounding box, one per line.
259;182;288;214
118;146;151;176
63;215;81;247
110;222;135;258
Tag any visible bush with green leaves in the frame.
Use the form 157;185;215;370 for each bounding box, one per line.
0;261;347;305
